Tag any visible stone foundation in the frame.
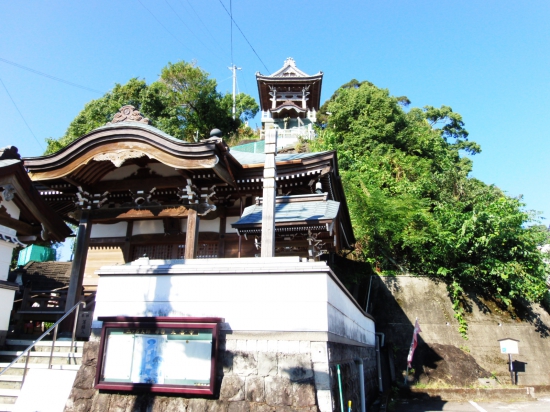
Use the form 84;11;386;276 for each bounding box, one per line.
65;336;377;412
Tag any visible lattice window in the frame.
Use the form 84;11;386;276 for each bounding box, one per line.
132;244;173;260
177;243;218;259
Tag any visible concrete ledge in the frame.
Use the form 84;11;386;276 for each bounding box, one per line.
405;387;536;402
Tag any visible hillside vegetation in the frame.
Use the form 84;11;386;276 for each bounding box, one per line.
312;80;549;336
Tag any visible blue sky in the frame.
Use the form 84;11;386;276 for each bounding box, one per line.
1;1;549;223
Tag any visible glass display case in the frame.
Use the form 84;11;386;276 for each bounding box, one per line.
94;317;223;395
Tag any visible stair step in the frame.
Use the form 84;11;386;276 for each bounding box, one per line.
0;363;80;370
0;404;15;412
0;389;19;398
0;351;82;358
0;376;22;382
5;339;85;348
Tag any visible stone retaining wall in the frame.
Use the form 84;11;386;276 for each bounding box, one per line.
65;336;377;412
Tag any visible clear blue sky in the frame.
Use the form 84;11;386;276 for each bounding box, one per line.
1;1;549;222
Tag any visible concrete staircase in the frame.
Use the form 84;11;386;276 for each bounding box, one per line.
0;339;83;412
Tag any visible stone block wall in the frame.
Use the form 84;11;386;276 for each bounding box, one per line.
65;336;377;412
327;343;377;412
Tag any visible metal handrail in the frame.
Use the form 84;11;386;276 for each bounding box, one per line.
0;301;86;385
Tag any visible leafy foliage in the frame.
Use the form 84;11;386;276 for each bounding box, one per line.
313;81;549;334
45;61;258;154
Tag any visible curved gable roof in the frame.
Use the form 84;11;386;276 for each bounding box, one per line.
23;121;228;185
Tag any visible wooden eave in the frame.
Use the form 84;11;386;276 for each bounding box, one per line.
256;74;323;112
0;161;72;241
23;125;234;187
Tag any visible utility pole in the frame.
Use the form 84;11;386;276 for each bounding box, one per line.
228;64;241;119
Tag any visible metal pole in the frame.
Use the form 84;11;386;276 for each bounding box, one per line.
509;354;514;385
71;301;81;353
22;350;30;386
337;364;345;412
365;275;374;313
48;324;58;369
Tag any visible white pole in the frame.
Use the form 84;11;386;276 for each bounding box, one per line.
228;64;241;120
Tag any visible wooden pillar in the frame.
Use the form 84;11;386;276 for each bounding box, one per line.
218;209;226;258
184;209;200;259
261;131;277;257
122;220;133;262
65;210;91;311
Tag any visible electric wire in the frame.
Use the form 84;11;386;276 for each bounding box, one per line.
0;75;44;151
0;57;102;95
217;0;270;74
136;0;217;67
164;0;222;62
183;0;227;56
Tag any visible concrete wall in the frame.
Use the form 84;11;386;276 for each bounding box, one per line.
75;257;377;411
372;276;550;386
93;257;375;346
0;287;15;345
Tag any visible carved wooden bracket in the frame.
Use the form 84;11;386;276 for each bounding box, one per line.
2;184;15;201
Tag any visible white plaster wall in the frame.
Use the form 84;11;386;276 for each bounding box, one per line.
0;199;20;238
0;288;15;331
198;218;219;233
132;220;164;235
90;222;128;238
94;257;375;345
1;199;20;220
225;216;239;234
0;241;16;281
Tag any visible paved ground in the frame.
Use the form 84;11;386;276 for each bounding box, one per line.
394;396;550;412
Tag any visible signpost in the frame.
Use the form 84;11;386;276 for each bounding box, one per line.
498;338;519;385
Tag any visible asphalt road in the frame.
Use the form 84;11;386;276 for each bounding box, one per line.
394;396;550;412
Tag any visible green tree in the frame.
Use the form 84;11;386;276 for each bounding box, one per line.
45;61;258;153
312;80;549;335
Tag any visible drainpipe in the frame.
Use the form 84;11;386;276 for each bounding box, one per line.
354;358;366;412
375;333;385;393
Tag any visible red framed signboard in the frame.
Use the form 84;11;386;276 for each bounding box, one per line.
94;317;223;395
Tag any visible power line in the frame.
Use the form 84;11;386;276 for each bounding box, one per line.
183;0;227;57
136;0;217;67
0;76;44;151
164;0;222;62
0;57;102;94
217;0;270;74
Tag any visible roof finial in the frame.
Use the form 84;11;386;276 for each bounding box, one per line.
284;57;296;67
108;105;149;125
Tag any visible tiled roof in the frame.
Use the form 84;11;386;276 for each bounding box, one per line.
232;198;340;227
9;261;72;290
230;150;326;165
91;121;180;142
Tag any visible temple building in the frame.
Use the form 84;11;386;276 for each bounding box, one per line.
20;106;354;310
0;147;71;345
257;58;323;149
1;66;379;411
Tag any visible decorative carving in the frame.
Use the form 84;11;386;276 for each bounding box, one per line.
93;150;147;168
177;180;217;216
0;146;21;160
2;184;15;201
108;105;149;125
75;187;109;210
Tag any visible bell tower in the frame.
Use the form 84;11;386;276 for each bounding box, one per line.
256;58;323;147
